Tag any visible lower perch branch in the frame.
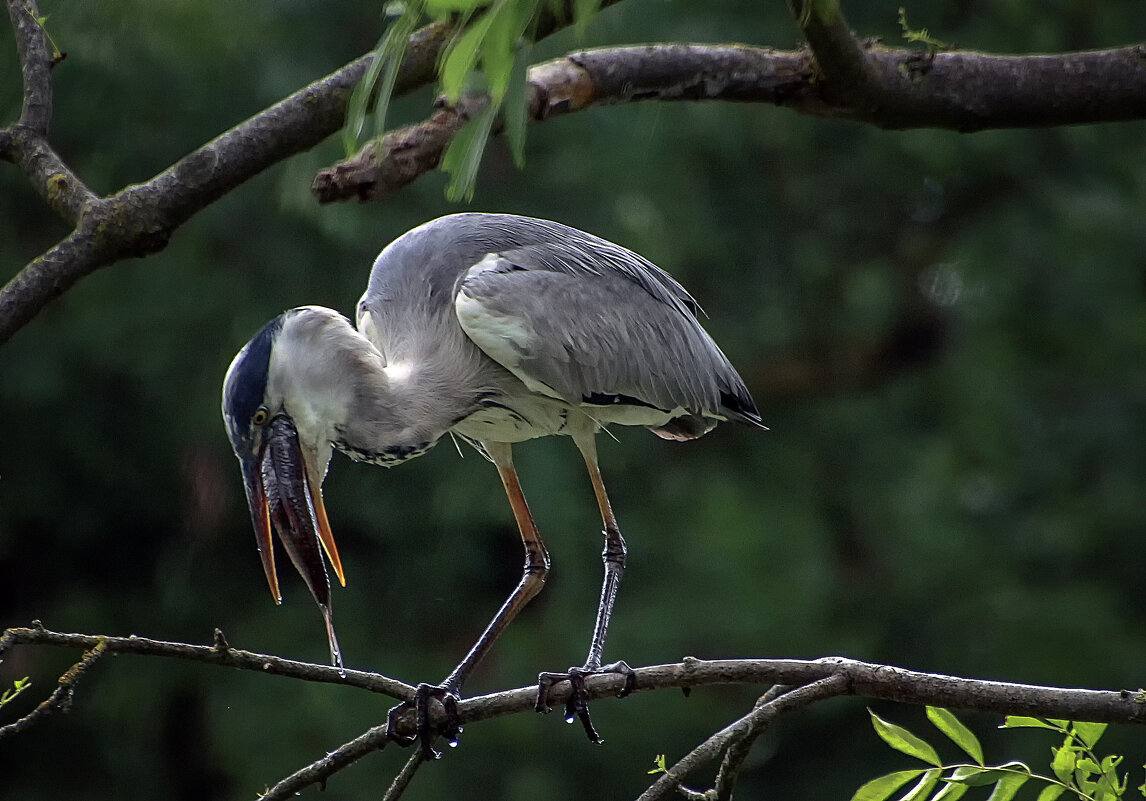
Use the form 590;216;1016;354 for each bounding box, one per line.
4;623;1146;799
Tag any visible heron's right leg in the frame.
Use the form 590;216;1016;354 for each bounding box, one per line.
536;428;636;743
387;440;550;758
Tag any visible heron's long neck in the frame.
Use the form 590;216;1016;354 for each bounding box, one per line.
324;328;482;468
332;356;466;467
275;310;476;470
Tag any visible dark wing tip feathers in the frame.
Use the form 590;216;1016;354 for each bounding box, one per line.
720;388;769;430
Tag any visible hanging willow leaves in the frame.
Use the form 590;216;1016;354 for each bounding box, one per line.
441;102;497;201
342;0;603;198
343;4;420;156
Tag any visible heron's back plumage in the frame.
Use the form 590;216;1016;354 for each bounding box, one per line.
358;213;763;442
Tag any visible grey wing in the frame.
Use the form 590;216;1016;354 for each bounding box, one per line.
454;245;763;437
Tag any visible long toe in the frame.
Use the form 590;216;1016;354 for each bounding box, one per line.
386;683;464;760
535;662;637;744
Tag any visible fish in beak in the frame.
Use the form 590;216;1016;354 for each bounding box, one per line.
239;413;347;670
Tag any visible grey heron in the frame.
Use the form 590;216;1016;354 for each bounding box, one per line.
221;213;765;756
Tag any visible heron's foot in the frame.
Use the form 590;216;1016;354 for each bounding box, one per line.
385;682;462;760
535;660;636;743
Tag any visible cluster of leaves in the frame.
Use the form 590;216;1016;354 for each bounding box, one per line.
854;708;1143;801
0;671;31;711
344;0;601;200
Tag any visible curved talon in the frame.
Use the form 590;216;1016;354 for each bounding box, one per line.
385;683;463;760
385;700;418;747
602;659;636;698
535;661;637;744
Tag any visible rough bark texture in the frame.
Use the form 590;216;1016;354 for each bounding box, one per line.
5;0;1146;340
310;41;1146;203
5;624;1146;800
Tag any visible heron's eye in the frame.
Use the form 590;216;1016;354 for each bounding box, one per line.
251;407;270;426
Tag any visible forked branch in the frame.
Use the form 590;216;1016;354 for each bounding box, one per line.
4;623;1146;799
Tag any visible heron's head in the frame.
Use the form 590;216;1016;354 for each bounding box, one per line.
222;307;349;668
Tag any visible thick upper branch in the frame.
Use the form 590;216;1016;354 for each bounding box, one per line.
312;39;1146;203
0;2;626;345
0;20;452;345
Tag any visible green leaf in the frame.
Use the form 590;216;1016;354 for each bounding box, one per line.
947;765;1030;788
502;42;530;168
1002;716;1057;731
425;0;485;13
342;5;421;156
441;12;494;102
932;780;969;801
947;765;993;785
985;772;1030;801
0;675;31;708
1051;745;1076;783
481;0;535;102
850;770;925;801
869;710;942;766
369;9;420;141
1034;785;1066;801
900;768;942;801
1071;722;1108;749
425;0;483;13
1076;757;1101;775
441;102;497;201
343;29;388;155
927;707;984;766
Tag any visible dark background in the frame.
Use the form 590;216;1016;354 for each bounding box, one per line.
3;1;1146;797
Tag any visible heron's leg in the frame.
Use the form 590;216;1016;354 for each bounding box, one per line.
387;440;550;758
536;429;636;743
442;440;551;689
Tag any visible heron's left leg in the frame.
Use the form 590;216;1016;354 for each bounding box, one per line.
536;428;636;742
387;440;551;758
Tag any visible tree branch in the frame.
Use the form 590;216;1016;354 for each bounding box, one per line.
638;675;851;801
0;18;448;345
6;624;1146;796
5;2;1146;341
787;0;881;104
711;685;795;800
2;0;96;221
6;0;53;133
0;1;624;345
311;38;1146;204
0;624;415;700
0;641;106;739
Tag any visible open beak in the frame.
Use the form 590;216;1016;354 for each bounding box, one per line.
239;414;347;670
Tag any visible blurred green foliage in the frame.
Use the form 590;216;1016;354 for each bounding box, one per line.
3;0;1146;798
856;711;1138;801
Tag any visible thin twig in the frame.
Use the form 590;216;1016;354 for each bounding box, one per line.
259;723;392;800
381;750;427;801
711;688;787;800
0;625;414;700
0;641;107;739
637;674;851;801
